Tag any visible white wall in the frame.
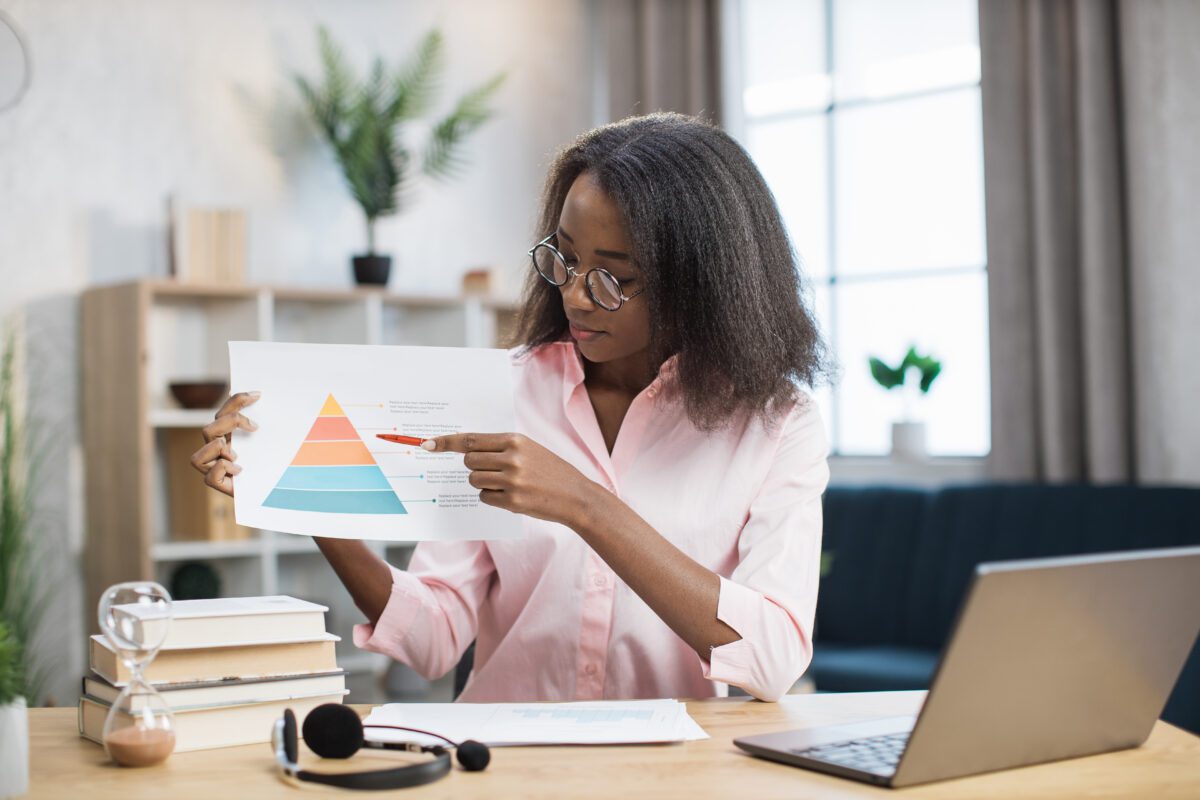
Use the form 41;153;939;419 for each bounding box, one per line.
0;0;594;705
0;0;593;304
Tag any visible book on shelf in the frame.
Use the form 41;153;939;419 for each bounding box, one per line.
165;428;254;541
110;595;329;649
79;692;344;752
172;204;248;285
88;633;340;687
81;669;346;711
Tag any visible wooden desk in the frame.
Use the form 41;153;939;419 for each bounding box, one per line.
27;692;1200;798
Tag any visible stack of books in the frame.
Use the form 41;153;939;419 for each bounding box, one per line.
79;596;347;752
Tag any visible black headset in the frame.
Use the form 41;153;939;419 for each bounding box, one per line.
273;703;491;790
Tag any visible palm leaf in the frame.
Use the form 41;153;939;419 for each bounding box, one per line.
296;26;356;142
363;56;389;119
386;30;444;123
336;103;401;219
423;73;505;179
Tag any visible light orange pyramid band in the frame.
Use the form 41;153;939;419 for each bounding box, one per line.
291;440;375;466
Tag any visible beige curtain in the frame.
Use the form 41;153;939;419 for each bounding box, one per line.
596;0;722;123
1118;1;1200;485
982;0;1200;484
981;0;1133;482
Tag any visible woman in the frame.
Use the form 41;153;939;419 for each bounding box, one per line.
192;113;829;703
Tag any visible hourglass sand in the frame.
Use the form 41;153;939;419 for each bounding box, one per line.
97;582;176;767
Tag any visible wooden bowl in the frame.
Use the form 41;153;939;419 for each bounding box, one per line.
169;380;228;409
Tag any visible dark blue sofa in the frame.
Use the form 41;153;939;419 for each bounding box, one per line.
811;484;1200;733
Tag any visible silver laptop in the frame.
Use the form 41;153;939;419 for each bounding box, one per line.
734;546;1200;788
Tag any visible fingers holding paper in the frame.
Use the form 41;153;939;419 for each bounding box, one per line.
202;455;241;496
192;390;259;497
191;434;243;496
202;391;261;443
425;432;594;525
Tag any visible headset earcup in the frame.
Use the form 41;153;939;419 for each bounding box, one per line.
283;709;299;765
302;703;364;759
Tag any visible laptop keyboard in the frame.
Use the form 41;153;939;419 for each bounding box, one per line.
790;731;910;776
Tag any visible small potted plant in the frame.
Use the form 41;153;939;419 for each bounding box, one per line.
295;27;505;286
0;623;26;797
869;345;942;461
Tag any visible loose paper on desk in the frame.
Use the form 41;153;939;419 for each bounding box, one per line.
228;341;523;542
362;700;709;747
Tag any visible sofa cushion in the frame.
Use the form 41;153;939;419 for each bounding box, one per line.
1164;642;1199;735
814;483;1200;733
904;484;1200;648
808;644;939;692
817;487;929;645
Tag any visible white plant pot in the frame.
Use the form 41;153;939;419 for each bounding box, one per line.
891;421;927;462
0;697;29;798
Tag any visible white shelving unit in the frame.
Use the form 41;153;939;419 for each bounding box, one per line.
82;280;518;695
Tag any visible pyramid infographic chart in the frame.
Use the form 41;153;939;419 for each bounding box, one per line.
263;394;408;514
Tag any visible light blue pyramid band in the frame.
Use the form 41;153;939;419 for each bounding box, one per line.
273;465;393;491
263;488;408;514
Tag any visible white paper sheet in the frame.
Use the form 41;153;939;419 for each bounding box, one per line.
228;341;524;542
361;700;710;747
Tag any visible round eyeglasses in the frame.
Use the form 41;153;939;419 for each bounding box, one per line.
528;234;644;312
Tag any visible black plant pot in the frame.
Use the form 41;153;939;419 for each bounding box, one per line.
352;254;392;286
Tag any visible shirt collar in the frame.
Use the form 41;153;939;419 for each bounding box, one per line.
557;341;678;399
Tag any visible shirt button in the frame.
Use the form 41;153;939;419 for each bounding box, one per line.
593;574;607;588
585;664;597;676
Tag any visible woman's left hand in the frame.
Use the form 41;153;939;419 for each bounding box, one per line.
422;433;599;526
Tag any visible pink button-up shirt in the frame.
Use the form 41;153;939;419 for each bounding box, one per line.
352;341;829;702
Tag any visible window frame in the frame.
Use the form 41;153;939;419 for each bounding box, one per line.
721;0;990;457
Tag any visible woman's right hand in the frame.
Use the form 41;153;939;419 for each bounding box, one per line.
191;391;260;496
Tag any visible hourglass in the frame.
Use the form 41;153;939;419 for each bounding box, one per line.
97;581;176;767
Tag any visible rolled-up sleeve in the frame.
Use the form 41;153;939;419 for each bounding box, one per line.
352;540;496;680
699;400;830;701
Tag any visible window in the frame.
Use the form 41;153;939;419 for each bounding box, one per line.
724;0;990;456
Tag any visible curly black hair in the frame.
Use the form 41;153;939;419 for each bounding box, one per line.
515;113;829;432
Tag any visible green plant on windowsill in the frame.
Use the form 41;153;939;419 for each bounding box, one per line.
868;345;942;460
294;26;505;286
869;346;942;414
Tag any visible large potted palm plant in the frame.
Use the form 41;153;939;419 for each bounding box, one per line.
0;327;44;798
295;27;505;286
0;622;27;797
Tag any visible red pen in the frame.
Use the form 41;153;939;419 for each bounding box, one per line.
375;434;429;447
